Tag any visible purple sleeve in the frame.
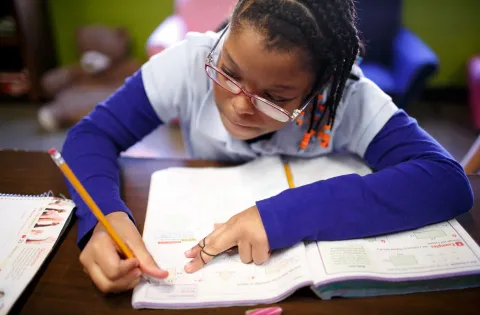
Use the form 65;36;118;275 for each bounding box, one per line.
256;109;473;250
61;69;163;249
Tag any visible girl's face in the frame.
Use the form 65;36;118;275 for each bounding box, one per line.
213;25;315;140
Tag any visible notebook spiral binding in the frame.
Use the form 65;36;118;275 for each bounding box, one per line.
0;190;55;199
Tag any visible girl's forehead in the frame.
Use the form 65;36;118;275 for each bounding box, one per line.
222;27;314;90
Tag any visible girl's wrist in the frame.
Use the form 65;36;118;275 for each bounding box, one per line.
93;211;131;234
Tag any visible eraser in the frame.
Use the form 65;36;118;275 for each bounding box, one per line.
246;306;282;315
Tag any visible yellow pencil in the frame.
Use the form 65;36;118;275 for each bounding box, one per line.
48;148;134;259
283;163;295;188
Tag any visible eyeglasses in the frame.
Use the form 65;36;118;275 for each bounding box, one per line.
205;24;321;123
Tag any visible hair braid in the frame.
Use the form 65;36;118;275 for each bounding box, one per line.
303;0;360;131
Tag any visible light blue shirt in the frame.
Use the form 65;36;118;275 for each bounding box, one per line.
141;31;398;162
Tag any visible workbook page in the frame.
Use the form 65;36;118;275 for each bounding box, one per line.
312;219;480;285
288;153;372;187
132;157;313;309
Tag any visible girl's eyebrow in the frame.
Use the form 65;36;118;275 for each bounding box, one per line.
224;49;242;74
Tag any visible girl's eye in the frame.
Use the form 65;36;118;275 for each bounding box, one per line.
221;67;239;80
265;92;288;103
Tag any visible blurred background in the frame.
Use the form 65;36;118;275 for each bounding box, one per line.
0;0;479;171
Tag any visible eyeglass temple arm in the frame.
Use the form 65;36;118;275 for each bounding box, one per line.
208;23;230;59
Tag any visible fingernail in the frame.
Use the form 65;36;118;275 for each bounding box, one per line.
135;270;142;278
184;249;191;256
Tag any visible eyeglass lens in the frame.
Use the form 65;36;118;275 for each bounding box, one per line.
206;66;290;122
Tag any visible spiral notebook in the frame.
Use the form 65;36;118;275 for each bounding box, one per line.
0;193;75;315
132;154;480;309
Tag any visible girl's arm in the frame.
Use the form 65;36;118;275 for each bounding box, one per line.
256;109;473;250
62;32;203;249
62;70;163;249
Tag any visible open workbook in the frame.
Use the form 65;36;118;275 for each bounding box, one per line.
132;154;480;309
0;193;75;315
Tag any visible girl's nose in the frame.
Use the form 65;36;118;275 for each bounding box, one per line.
231;94;255;116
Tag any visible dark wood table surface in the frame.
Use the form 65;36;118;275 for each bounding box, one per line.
1;149;480;315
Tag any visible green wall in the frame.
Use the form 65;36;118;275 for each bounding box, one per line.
48;0;480;87
47;0;174;65
404;0;480;87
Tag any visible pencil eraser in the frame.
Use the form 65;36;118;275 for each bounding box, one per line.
48;148;57;155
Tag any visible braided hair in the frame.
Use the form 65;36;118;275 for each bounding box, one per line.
230;0;362;137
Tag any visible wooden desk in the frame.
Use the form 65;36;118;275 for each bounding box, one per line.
1;150;480;315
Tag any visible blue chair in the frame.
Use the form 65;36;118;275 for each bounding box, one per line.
356;0;439;109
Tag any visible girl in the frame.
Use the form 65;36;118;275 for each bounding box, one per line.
62;0;473;294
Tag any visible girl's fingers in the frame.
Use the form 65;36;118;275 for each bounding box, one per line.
93;232;140;281
88;263;142;294
184;228;237;273
238;241;253;264
126;240;169;279
251;239;270;265
184;223;228;258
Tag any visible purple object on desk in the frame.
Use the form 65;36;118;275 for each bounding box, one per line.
246;306;283;315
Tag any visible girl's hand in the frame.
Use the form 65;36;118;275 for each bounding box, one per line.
80;212;168;293
183;206;270;273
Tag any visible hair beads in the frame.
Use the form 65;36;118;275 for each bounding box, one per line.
298;91;331;152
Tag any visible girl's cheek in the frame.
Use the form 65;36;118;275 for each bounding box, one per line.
213;86;232;106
